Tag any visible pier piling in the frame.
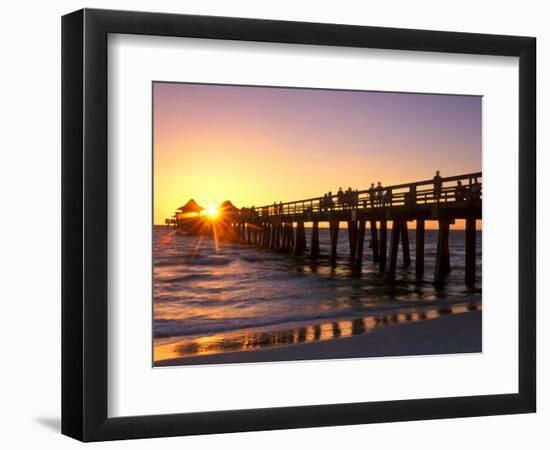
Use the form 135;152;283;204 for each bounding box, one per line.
379;219;388;271
388;220;401;278
354;219;366;268
465;217;477;285
434;219;451;285
370;220;380;263
347;220;358;263
330;220;340;264
281;223;288;250
401;220;411;267
294;221;306;255
415;218;425;277
310;221;320;258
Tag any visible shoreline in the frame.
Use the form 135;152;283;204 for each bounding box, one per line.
155;309;481;367
155;295;481;344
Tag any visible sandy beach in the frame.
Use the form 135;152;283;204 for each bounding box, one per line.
156;309;481;367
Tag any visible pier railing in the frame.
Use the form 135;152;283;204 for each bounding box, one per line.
241;172;482;219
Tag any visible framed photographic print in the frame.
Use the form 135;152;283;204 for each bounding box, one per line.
62;8;536;441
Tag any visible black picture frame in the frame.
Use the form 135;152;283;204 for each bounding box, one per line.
62;8;536;442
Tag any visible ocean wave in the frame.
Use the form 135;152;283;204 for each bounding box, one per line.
154;298;473;338
155;273;215;283
155;255;233;267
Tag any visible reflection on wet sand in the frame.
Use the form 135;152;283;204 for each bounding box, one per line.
154;302;480;363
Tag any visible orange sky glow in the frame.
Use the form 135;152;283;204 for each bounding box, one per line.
153;83;482;229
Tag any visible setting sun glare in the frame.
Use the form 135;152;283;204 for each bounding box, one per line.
204;206;219;219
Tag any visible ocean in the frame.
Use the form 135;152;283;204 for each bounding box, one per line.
153;224;481;362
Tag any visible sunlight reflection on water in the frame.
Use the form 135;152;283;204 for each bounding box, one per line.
154;302;480;362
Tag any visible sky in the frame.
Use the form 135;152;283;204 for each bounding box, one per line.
153;82;481;225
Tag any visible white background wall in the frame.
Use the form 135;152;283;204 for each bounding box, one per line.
0;0;546;448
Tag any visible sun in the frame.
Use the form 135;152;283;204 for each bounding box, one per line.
204;206;219;219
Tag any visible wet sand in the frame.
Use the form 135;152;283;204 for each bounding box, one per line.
156;310;481;367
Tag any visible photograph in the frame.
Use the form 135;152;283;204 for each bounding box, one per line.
152;82;482;367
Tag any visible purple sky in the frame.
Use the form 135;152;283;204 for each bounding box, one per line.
153;82;481;224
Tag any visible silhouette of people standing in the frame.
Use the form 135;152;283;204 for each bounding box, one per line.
383;188;392;207
345;187;353;209
337;187;344;208
471;177;481;200
433;170;442;203
368;183;375;207
454;180;465;201
375;182;383;206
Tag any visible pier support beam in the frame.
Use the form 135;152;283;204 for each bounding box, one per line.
329;220;340;264
354;219;366;268
379;219;387;271
310;221;320;258
262;223;269;247
415;218;425;278
270;223;280;249
266;223;272;248
370;220;380;263
388;220;401;278
285;223;294;251
294;221;306;255
281;223;288;250
268;223;276;248
401;220;411;267
465;218;477;286
347;220;358;263
287;223;293;251
434;219;451;285
239;223;244;242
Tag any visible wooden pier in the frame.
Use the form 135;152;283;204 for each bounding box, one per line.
172;172;482;286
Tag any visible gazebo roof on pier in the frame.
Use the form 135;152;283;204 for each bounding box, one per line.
219;200;240;214
177;199;204;213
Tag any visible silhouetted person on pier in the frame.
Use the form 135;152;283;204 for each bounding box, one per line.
383;188;392;207
454;180;465;201
433;170;442;203
327;191;334;210
471;177;481;200
337;187;344;208
279;201;283;215
368;183;375;207
345;187;353;208
376;182;384;206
